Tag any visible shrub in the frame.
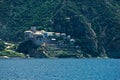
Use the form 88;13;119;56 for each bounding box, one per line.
0;41;5;51
17;40;38;54
0;50;25;57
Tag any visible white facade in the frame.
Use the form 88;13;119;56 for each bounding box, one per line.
24;27;67;45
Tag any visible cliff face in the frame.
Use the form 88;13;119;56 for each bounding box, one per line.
0;0;120;58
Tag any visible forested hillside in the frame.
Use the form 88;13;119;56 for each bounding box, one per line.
0;0;120;58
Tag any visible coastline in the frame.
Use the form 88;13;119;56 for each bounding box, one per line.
0;55;110;59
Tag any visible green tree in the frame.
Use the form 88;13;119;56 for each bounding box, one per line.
17;40;38;55
0;40;5;51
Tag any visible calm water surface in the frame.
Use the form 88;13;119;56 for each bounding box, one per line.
0;59;120;80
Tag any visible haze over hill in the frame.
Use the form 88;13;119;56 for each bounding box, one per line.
0;0;120;58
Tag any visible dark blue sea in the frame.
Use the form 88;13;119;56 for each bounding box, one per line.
0;59;120;80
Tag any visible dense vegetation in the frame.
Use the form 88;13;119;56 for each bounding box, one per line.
0;0;120;58
17;40;49;58
17;40;37;55
0;40;5;51
0;50;25;58
0;40;25;58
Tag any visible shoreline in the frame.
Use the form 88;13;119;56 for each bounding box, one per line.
0;56;115;59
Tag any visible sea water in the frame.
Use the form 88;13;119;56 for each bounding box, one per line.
0;59;120;80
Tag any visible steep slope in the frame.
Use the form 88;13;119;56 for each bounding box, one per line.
0;0;120;58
